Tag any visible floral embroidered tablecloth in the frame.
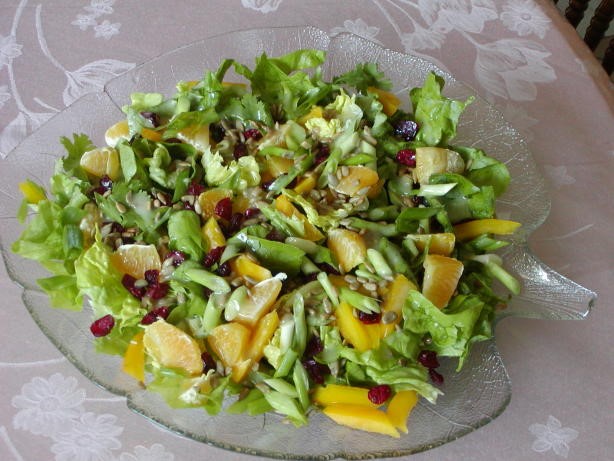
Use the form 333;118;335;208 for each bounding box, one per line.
1;1;612;460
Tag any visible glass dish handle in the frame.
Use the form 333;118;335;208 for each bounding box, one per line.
498;244;596;321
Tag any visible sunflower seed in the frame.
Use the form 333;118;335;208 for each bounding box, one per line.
115;202;127;213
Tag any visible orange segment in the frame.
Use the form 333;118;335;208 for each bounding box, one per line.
198;189;233;219
421;254;464;309
407;233;456;256
105;120;162;146
333;166;379;197
176;124;210;152
111;244;162;279
122;331;145;382
453;219;521;241
327;228;367;273
368;87;401;116
234;276;283;326
79;147;121;180
322;404;399;438
207;322;251;369
143;320;202;376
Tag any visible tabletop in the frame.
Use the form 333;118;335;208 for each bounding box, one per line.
0;1;612;460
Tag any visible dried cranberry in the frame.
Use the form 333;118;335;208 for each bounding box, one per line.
316;263;340;275
368;384;392;405
214;197;233;221
244;128;262;140
233;143;248;159
411;195;426;207
418;350;440;369
216;261;231;277
358;311;382;324
144;269;159;285
228;212;244;234
203;246;225;268
140;111;160;127
183;201;195;211
261;179;275;191
141;306;170;325
167;250;186;266
187;181;206;196
244;207;260;219
286;176;298;189
265;229;285;242
90;314;115;337
315;144;330;165
210;124;225;143
201;352;217;373
121;274;145;299
302;358;329;384
396;149;416;167
393;120;419;141
99;175;113;191
111;222;125;234
304;335;324;358
429;368;444;386
146;282;169;300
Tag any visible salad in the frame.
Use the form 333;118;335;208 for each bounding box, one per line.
13;49;521;437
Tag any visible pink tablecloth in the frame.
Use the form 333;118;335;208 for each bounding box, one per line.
1;1;612;460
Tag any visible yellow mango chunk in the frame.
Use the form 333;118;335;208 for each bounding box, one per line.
453;218;521;241
368;87;401;116
266;156;295;177
380;274;416;338
201;217;226;251
230;254;272;283
207;322;251;368
298;105;324;125
313;384;379;408
293;174;316;195
122;331;145;382
247;310;279;363
18;180;46;204
386;390;418;433
335;301;371;352
231;358;253;383
323;404;399;438
333;166;379;197
407;233;456;256
275;195;324;241
327;228;367;273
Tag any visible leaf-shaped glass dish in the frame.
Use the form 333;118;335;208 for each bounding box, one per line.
0;27;596;460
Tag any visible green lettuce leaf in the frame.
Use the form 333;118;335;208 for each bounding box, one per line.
410;72;473;146
167;210;204;261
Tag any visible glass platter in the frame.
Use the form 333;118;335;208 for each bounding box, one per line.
0;26;596;460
